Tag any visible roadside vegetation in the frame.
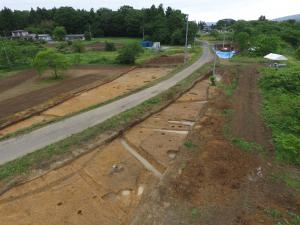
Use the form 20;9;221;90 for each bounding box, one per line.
260;66;300;165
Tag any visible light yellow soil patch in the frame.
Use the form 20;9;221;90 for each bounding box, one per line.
44;68;171;117
0;139;154;225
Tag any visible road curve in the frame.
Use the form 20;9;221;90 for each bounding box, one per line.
0;43;213;165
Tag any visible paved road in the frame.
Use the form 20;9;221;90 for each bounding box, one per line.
0;43;213;165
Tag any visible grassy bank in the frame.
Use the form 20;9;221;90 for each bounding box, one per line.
0;63;212;183
260;66;300;165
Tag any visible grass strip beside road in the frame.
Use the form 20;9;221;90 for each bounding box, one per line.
0;63;212;185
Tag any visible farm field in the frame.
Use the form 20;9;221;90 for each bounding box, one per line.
0;53;187;137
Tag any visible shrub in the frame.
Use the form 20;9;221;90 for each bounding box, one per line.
105;41;116;51
116;43;143;64
72;40;85;53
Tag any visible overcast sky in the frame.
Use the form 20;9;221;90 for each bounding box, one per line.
1;0;300;22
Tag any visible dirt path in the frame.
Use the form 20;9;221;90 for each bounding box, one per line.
231;65;273;151
0;76;211;225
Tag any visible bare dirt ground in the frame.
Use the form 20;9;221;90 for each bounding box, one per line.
0;66;131;119
143;54;184;67
0;70;36;93
0;75;210;225
85;42;123;51
131;65;300;225
0;67;172;136
231;65;274;151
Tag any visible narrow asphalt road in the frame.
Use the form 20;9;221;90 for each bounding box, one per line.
0;43;213;165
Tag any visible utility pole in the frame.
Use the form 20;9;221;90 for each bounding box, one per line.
222;24;227;49
184;15;189;64
88;23;92;39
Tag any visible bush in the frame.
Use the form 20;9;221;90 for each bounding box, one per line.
105;41;116;51
72;41;85;53
0;40;42;68
116;43;143;64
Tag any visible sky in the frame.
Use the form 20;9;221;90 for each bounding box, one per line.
1;0;300;22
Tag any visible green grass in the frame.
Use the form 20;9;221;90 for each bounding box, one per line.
232;138;264;153
271;172;300;189
220;78;238;96
265;208;300;225
84;37;141;46
0;69;22;79
191;208;201;220
259;66;300;165
0;62;212;182
184;140;198;149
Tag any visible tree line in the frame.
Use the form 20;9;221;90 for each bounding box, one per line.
210;17;300;57
0;4;199;45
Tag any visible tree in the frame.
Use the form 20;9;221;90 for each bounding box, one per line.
234;32;250;52
254;35;280;56
258;15;267;21
32;49;70;79
171;29;184;45
53;26;67;41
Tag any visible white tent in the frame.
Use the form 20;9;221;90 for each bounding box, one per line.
264;53;288;61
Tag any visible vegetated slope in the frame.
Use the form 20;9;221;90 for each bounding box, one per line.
259;66;300;165
273;14;300;21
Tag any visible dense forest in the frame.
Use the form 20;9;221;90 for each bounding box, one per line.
0;5;198;45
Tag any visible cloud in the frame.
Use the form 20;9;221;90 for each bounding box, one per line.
1;0;300;21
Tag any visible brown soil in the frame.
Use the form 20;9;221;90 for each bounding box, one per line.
0;70;36;93
231;65;273;151
0;66;131;121
144;54;184;67
85;42;123;51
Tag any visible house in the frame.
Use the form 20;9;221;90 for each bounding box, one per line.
37;34;52;42
11;30;37;40
11;30;29;38
65;34;85;41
